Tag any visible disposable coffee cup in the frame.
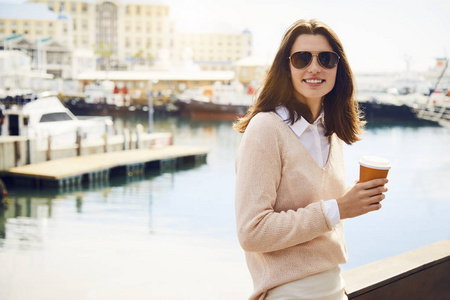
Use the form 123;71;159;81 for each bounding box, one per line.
359;156;391;182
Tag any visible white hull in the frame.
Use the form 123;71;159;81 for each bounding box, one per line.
1;94;112;148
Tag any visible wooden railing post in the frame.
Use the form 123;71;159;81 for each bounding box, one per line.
46;135;51;161
76;129;82;156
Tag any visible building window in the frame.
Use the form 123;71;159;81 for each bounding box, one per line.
146;7;151;15
136;6;140;15
71;3;76;13
126;6;130;15
82;3;87;13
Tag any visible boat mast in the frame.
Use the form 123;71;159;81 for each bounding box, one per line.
426;58;448;105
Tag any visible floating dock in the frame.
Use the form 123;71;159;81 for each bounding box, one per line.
5;145;208;188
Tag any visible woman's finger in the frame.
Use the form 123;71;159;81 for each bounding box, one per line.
362;185;388;198
365;193;385;205
359;178;388;190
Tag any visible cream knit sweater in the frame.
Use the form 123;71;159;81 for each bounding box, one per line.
235;112;348;300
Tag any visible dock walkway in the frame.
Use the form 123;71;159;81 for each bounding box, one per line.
5;145;208;188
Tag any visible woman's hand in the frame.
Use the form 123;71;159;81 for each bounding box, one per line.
337;178;388;220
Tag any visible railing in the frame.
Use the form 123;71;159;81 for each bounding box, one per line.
343;239;450;300
0;128;173;172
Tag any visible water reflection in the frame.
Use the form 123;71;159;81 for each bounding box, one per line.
0;196;50;249
0;153;209;247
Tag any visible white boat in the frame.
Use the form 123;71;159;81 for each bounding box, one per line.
1;92;113;147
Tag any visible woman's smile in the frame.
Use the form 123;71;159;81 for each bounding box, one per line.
303;77;326;85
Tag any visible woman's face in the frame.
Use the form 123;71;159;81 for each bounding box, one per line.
289;34;337;106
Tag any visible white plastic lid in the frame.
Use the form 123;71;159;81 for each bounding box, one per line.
359;156;391;170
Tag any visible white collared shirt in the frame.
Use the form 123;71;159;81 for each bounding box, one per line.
275;106;340;227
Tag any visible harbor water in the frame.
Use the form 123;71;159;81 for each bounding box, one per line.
1;116;449;300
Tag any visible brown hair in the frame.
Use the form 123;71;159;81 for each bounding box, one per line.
233;19;365;144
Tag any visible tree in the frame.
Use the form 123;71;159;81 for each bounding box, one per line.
94;42;113;70
133;49;144;65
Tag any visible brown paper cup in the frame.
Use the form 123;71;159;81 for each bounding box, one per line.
359;156;391;182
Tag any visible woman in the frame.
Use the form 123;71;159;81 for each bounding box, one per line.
234;19;388;300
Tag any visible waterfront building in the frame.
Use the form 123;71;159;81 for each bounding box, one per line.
0;50;52;91
0;2;73;49
0;3;74;78
177;28;252;71
233;55;272;87
0;0;254;98
1;1;253;71
26;0;175;71
0;1;175;73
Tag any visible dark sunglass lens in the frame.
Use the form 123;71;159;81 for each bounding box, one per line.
318;52;338;68
291;52;311;69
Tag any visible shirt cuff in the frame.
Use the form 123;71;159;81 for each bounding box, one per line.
323;199;341;228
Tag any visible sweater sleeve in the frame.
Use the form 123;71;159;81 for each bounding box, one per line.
235;114;332;253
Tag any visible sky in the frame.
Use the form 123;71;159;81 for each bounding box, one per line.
164;0;450;73
4;0;450;73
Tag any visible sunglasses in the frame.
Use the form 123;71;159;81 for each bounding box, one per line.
289;51;340;69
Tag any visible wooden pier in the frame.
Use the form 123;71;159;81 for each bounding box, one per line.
5;145;208;188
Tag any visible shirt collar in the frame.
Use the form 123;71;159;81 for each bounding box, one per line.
275;105;325;137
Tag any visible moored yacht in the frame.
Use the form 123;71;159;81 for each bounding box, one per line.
1;92;113;148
